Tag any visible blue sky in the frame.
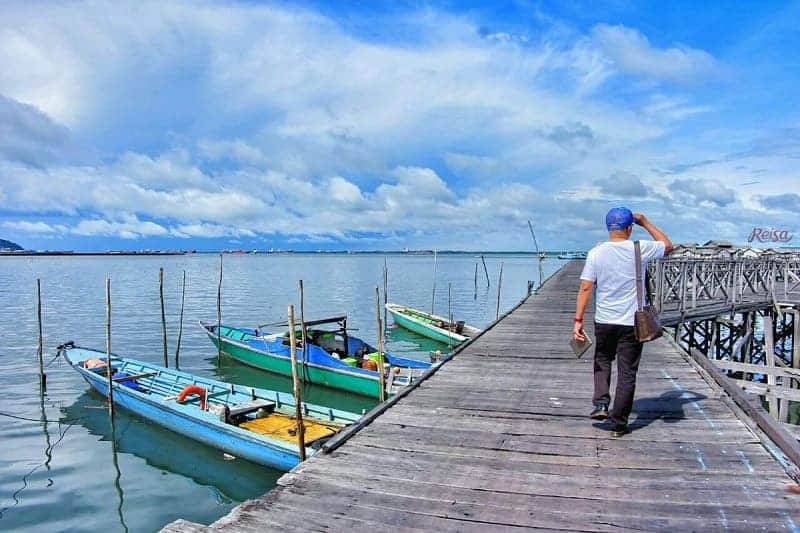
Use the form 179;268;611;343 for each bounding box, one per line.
0;0;798;251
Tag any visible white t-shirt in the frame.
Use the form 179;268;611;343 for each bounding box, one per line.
580;240;665;326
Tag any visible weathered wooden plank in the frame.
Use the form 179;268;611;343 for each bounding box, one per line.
316;445;789;500
348;429;775;473
400;390;734;418
372;412;754;444
247;485;604;532
275;474;795;531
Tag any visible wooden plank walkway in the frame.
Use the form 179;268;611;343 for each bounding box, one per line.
166;261;800;532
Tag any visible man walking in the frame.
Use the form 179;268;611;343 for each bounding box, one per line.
572;207;672;437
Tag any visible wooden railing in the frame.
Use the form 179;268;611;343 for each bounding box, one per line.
650;255;800;322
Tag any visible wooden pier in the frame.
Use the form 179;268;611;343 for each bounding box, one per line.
166;261;800;531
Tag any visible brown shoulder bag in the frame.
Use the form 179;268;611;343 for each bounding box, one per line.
634;240;662;342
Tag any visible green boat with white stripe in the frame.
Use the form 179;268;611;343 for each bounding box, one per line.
385;303;481;346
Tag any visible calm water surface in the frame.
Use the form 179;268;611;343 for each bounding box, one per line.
0;253;563;532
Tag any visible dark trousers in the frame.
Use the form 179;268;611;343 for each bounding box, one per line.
593;322;644;426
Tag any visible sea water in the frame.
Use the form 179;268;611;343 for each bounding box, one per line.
0;253;563;532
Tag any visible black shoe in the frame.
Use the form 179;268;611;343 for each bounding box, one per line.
610;423;629;437
589;404;609;420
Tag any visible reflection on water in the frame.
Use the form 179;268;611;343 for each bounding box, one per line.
384;323;449;354
0;253;562;531
213;355;378;415
63;393;279;503
109;419;129;533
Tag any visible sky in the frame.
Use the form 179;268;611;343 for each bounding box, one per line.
0;0;798;251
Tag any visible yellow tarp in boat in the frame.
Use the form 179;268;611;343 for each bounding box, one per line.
239;413;338;445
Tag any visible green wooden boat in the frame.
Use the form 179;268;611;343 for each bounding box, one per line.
201;317;432;399
385;303;481;345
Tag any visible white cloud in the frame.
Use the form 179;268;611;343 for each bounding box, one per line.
589;24;718;83
196;139;270;168
640;94;711;121
1;1;794;250
594;172;650;198
326;176;367;208
71;216;169;238
173;222;256;239
0;2;680;180
669;178;737;207
1;215;168;239
0;95;70;166
1;220;64;233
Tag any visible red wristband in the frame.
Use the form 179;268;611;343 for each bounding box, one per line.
574;317;583;323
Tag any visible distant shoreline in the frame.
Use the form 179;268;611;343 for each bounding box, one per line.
0;250;571;257
0;251;190;256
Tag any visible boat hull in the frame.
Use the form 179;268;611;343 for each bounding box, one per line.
83;375;300;471
62;345;358;471
385;304;479;345
208;333;383;398
389;308;466;344
77;368;301;470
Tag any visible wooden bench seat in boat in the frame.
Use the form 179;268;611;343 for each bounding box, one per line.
227;399;276;419
111;371;158;382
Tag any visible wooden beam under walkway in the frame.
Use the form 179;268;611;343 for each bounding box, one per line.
164;261;800;532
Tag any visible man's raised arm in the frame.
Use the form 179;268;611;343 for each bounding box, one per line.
633;213;673;254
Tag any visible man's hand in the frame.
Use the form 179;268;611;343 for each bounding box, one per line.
632;212;673;254
572;321;586;341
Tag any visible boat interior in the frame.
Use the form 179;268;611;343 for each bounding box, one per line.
78;353;345;449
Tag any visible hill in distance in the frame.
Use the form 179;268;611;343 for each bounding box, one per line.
0;238;23;251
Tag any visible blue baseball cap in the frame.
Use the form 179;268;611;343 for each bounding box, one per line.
605;207;634;230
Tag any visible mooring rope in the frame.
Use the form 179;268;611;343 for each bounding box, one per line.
44;351;63;368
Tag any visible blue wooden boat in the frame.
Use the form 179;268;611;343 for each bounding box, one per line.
202;315;433;398
60;342;360;471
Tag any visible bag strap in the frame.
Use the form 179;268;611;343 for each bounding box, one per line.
634;240;644;311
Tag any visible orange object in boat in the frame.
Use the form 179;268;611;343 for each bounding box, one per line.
84;358;106;369
177;385;207;410
361;359;378;371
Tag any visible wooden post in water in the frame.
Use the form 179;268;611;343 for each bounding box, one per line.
495;261;504;320
793;309;800;381
528;219;544;288
474;262;478;300
105;278;115;420
447;282;453;352
217;253;223;363
481;255;490;287
36;278;46;392
299;280;308;382
431;250;438;314
159;267;168;367
174;269;186;368
375;287;386;402
764;314;780;421
383;257;388;331
287;304;306;461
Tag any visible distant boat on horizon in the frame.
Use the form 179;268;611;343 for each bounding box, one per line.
557;251;587;260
